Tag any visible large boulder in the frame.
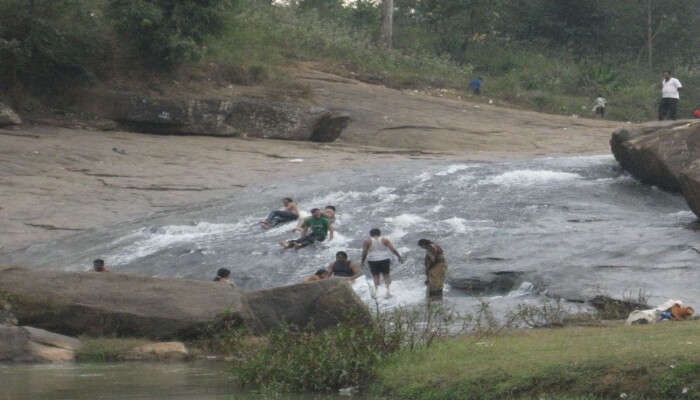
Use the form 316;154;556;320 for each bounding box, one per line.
0;102;22;127
0;265;259;339
0;324;81;362
89;91;350;142
245;278;371;332
0;266;369;339
447;270;527;295
610;120;700;192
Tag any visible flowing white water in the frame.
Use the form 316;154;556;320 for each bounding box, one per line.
5;155;699;313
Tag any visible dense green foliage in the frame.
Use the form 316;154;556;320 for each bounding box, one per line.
0;0;108;94
0;0;697;120
107;0;234;69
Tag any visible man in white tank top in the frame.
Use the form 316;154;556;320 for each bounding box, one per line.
361;228;403;298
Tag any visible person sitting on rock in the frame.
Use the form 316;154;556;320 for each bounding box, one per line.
93;259;110;272
304;268;329;282
281;208;333;249
261;197;299;229
419;239;447;299
327;251;362;280
213;268;237;288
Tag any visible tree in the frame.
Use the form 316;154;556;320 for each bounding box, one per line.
380;0;393;49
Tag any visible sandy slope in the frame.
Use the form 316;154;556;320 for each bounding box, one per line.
0;70;623;252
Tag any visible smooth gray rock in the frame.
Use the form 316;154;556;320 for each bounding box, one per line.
610;120;700;192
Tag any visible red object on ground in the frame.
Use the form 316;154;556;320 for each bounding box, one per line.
694;109;700;118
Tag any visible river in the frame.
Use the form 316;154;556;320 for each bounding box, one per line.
3;155;699;314
0;361;369;400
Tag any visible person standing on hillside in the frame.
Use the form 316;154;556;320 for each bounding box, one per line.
659;71;682;121
469;77;484;96
361;228;403;298
592;95;607;118
419;239;447;299
280;208;333;249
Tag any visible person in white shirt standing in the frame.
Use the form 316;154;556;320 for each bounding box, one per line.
361;228;403;298
659;70;682;121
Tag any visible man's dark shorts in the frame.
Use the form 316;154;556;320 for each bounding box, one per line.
369;259;391;276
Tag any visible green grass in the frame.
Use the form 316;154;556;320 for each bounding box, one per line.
76;337;152;362
376;320;700;400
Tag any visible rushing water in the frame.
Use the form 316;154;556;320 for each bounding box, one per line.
3;155;699;313
0;362;368;400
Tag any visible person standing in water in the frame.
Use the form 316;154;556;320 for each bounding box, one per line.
418;239;447;299
361;229;403;298
280;208;333;249
261;198;299;229
327;251;362;280
213;268;237;288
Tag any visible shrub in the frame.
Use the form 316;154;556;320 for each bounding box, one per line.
0;0;108;94
107;0;235;69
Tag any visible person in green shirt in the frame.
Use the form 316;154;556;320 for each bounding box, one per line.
280;208;334;249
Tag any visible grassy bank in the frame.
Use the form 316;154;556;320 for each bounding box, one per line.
376;320;700;400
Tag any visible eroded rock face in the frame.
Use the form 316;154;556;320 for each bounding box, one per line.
0;102;22;127
610;121;700;192
0;265;258;339
89;91;350;142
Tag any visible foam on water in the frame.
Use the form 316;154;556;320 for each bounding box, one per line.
6;155;699;314
108;221;252;265
482;170;582;186
435;164;473;176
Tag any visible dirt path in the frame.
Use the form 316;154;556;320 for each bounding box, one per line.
0;70;623;252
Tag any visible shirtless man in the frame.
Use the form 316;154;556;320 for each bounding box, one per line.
262;198;299;229
361;229;402;298
327;251;362;280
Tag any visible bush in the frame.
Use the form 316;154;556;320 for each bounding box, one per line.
0;0;108;94
108;0;235;69
233;303;468;392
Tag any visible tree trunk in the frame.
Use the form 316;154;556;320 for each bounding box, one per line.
381;0;393;50
647;0;653;71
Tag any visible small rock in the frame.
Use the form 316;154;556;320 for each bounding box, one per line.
122;342;189;362
0;102;22;127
